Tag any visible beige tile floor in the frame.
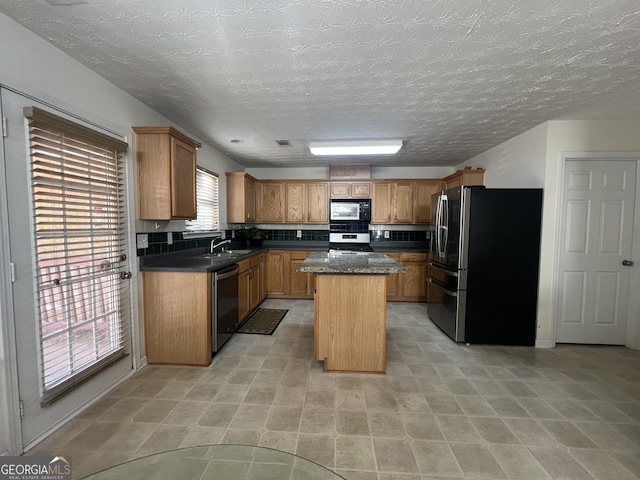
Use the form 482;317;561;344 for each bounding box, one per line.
29;300;640;479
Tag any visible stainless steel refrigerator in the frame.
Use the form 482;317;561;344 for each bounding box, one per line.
428;186;543;345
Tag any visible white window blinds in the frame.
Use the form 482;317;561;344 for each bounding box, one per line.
186;167;219;232
24;106;130;405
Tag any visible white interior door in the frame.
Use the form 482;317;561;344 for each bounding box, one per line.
2;88;134;449
556;159;637;344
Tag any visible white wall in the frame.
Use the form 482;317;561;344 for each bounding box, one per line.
0;12;243;453
459;119;640;350
457;123;548;188
247;166;454;180
537;120;640;349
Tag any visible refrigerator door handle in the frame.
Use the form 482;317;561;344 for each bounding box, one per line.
435;195;441;254
428;277;458;297
439;195;449;258
428;262;459;277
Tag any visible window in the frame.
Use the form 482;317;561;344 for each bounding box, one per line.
24;106;129;405
185;167;219;232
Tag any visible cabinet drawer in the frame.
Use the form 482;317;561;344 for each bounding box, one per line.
237;258;251;273
250;256;260;268
290;251;310;260
400;252;427;262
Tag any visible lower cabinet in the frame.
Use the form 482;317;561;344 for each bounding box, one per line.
267;250;285;294
267;250;314;299
285;251;314;298
238;255;261;324
383;252;428;302
142;271;211;366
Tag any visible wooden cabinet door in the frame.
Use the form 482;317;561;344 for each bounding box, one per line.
259;253;268;301
226;172;256;223
385;253;401;298
308;182;329;223
258;182;284;222
267;250;285;294
285;182;306;223
392;182;413;224
170;136;197;218
446;176;462;190
238;269;251;323
249;266;260;310
351;182;371;198
414;181;439;224
330;182;350;198
399;252;428;300
372;182;392;224
245;176;256;222
286;251;313;297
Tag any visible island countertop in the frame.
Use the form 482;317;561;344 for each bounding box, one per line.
298;252;409;275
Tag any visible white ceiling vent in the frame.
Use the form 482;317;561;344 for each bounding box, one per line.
275;140;291;147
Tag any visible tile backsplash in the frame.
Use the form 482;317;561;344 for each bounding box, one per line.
136;228;428;256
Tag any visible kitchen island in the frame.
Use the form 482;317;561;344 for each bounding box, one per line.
298;252;407;373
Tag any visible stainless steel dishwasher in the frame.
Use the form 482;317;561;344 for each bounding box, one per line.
212;264;239;352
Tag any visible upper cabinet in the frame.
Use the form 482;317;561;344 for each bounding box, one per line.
372;180;441;224
443;167;485;190
285;182;306;223
257;181;285;223
225;168;483;225
330;181;371;198
226;172;257;223
414;180;440;224
133;126;201;220
307;182;329;223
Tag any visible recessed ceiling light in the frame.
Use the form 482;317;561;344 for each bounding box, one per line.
309;140;403;156
230;139;243;144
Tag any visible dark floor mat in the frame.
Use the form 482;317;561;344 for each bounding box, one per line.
236;308;288;335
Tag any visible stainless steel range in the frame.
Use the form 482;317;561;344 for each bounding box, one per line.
328;232;373;252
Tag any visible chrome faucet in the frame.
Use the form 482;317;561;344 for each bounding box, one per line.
210;238;231;253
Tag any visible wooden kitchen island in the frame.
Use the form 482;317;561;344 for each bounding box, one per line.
298;252;407;374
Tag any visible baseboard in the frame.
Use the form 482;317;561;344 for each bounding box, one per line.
535;339;554;348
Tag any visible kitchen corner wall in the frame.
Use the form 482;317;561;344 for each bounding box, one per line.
458;119;640;350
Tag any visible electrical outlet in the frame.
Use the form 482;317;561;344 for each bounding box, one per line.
384;230;390;239
296;230;302;238
167;232;173;245
136;233;149;249
231;230;235;239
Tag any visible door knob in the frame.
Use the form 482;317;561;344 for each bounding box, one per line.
622;260;634;266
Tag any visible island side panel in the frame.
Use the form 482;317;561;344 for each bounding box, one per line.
315;274;387;373
143;271;211;366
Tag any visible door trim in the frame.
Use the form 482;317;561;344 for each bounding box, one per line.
0;94;24;455
552;152;640;349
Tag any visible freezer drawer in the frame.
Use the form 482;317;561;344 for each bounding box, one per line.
427;276;465;342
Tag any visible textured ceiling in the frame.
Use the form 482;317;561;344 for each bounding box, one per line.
2;0;640;167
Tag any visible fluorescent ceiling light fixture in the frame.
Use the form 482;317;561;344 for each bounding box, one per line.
309;140;403;155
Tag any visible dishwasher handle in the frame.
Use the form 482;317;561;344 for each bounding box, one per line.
215;265;239;280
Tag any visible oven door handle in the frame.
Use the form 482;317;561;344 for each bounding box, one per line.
428;277;458;297
428;262;458;277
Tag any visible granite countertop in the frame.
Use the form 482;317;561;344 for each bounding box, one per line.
297;252;409;275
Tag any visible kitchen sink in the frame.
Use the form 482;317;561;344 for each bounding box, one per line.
195;249;253;259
